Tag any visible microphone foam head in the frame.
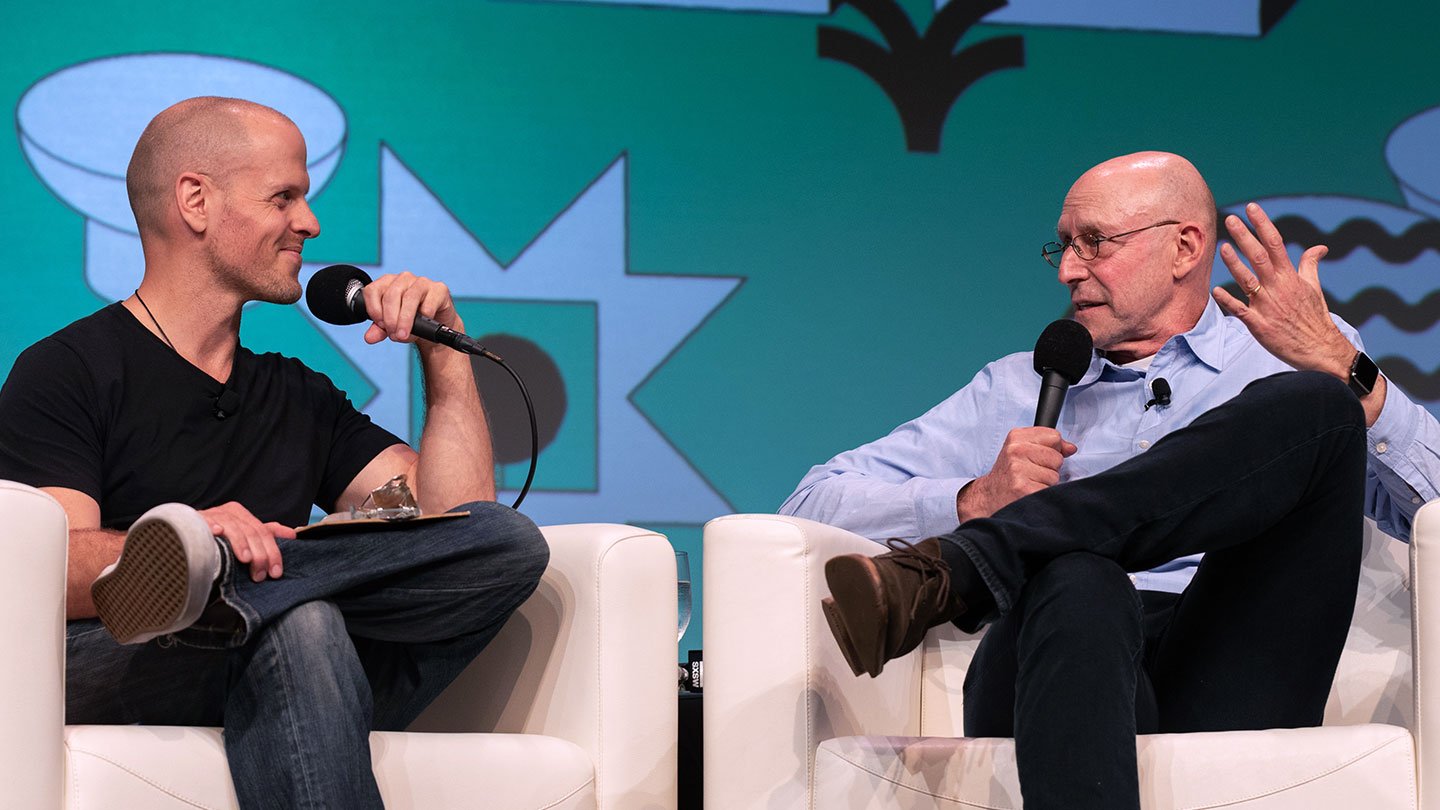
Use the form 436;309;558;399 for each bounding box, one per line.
1032;319;1094;384
306;264;373;325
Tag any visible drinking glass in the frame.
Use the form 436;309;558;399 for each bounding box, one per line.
676;550;692;643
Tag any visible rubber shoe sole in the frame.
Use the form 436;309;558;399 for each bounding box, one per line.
822;554;889;678
91;503;220;645
821;597;868;678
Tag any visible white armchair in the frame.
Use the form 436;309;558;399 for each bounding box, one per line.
703;507;1434;809
2;479;678;810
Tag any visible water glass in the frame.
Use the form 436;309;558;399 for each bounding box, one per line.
676;550;692;643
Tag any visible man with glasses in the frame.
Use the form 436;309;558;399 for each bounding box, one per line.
780;151;1440;809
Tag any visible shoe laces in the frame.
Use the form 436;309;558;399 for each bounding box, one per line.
883;537;952;617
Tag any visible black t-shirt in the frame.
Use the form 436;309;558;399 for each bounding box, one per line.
0;303;403;529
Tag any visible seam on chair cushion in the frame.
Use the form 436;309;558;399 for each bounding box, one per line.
1169;732;1413;810
815;744;1014;809
591;526;667;807
593;533;629;805
817;730;1413;810
919;652;931;737
801;520;817;810
534;774;596;810
66;744;223;810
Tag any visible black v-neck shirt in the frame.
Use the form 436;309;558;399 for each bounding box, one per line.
0;303;402;529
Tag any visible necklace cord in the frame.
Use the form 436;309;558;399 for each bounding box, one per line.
134;291;177;352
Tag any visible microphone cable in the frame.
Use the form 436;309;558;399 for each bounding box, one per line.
479;349;538;511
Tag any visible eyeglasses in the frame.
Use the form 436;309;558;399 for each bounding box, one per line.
1042;220;1181;268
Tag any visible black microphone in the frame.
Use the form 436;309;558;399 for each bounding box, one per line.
306;265;493;357
1032;319;1094;428
1145;378;1172;410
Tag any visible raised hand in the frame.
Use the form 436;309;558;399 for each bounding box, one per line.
1212;202;1353;379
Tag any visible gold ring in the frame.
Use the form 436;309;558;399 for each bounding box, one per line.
1246;284;1263;297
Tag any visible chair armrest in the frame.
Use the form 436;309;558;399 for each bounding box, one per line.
408;522;677;810
703;514;924;810
0;480;68;810
1412;500;1440;808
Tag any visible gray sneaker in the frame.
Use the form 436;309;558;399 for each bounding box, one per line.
91;503;222;644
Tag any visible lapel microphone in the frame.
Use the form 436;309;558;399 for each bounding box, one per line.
1145;378;1172;410
214;387;241;420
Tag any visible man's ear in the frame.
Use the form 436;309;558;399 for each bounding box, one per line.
1172;222;1207;281
176;172;211;234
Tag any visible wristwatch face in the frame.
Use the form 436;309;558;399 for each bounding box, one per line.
1350;351;1380;396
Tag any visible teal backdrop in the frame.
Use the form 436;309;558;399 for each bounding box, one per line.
3;0;1439;658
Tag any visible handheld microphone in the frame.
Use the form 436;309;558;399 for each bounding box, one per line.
1032;319;1094;428
305;265;495;358
1145;378;1172;410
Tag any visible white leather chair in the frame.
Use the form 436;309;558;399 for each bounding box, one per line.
2;479;677;810
703;507;1435;809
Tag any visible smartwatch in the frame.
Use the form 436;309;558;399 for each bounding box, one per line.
1348;351;1379;398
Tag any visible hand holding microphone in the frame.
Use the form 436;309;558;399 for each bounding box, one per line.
307;264;537;509
356;271;454;346
958;426;1079;521
956;319;1093;522
306;265;495;358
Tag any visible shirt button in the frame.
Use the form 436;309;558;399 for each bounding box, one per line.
1138;440;1151;450
1376;442;1388;454
1129;574;1138;585
1415;497;1423;505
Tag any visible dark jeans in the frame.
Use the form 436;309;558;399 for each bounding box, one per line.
944;371;1367;810
66;500;550;810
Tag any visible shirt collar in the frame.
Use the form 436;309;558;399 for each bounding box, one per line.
1169;298;1227;373
1073;298;1228;385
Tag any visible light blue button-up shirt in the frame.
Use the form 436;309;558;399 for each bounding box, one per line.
780;299;1440;592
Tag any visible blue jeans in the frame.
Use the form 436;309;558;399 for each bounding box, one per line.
65;500;550;810
942;371;1367;810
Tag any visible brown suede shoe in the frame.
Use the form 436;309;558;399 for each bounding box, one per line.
821;537;967;678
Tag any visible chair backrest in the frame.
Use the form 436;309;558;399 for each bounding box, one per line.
915;519;1414;737
1;481;69;810
408;523;680;810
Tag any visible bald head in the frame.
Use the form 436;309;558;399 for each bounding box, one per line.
125;97;295;235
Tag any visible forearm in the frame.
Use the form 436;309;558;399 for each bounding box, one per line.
67;527;125;619
1363;376;1440;540
781;471;972;541
410;335;496;512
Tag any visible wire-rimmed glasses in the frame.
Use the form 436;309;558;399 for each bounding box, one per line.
1042;220;1181;268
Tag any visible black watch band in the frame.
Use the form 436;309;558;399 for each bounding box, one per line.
1348;351;1379;398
